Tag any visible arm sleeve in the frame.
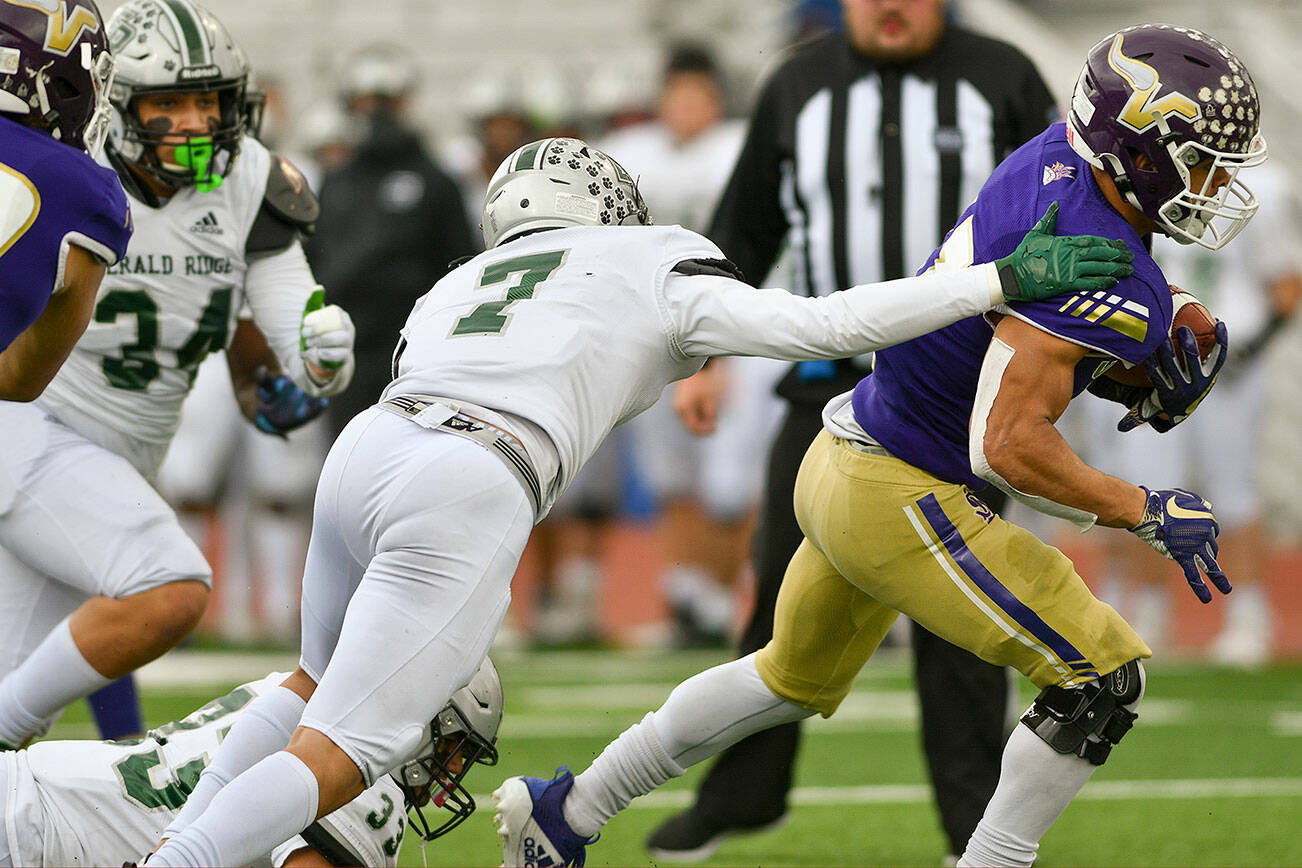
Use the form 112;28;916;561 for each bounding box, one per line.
241;240;345;397
705;76;790;284
665;263;1004;359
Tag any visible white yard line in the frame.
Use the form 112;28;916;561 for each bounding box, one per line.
1272;712;1302;736
470;777;1302;809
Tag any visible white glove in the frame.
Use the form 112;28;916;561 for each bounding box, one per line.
299;296;355;383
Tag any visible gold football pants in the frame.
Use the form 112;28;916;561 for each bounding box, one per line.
755;431;1151;716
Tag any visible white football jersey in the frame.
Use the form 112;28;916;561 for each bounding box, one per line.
386;224;1002;516
3;674;407;868
36;138;320;477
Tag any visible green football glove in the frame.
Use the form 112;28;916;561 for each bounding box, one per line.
995;201;1135;302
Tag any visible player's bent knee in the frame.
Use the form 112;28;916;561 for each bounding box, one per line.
130;580;210;645
1021;659;1145;765
288;726;366;818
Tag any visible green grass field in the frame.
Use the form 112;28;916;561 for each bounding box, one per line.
50;647;1302;866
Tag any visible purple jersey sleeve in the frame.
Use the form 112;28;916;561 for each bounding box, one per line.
0;119;131;350
851;124;1174;489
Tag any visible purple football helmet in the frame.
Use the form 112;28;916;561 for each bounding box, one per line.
1066;24;1267;250
0;0;115;156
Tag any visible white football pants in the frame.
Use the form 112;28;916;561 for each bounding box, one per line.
0;401;211;678
296;407;533;784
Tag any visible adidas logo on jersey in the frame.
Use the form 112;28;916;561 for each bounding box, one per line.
189;212;223;235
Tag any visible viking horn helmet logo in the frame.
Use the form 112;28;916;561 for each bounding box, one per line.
4;0;101;57
1108;32;1201;133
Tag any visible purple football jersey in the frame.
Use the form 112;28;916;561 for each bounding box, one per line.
852;123;1171;488
0;116;131;351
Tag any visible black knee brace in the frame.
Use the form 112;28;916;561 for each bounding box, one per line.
1021;660;1143;765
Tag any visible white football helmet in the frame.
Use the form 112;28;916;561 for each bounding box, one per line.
104;0;251;191
482;137;651;248
391;656;503;841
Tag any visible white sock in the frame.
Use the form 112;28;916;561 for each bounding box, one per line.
566;654;811;836
958;726;1096;867
163;685;306;837
149;751;318;868
961;670;1146;868
0;617;110;746
654;653;813;767
565;713;684;837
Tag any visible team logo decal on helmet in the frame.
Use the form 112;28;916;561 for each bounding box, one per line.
104;0;251;192
482;136;652;248
1067;24;1267;251
0;0;114;154
1108;35;1201;134
6;0;99;55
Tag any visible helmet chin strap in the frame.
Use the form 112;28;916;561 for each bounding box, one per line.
172;136;224;192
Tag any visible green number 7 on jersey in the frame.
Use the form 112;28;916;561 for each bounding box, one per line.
451;250;568;337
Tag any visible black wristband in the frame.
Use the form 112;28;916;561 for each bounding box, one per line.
997;262;1021;301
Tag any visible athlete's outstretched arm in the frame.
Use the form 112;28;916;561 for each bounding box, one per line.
672;215;1132;360
0;245;105;401
970;314;1147;528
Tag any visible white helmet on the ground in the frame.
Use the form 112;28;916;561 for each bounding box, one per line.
391;656;504;841
482;136;651;248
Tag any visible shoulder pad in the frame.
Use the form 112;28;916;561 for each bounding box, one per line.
671;257;746;283
264;155;320;229
247;155;320;255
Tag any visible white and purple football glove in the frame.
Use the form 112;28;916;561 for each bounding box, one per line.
1129;486;1231;604
1118;322;1227;433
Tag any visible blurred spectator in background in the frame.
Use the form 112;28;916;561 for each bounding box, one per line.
307;43;478;435
1075;162;1302;667
649;0;1059;862
293;101;355;190
451;104;539;236
600;44;784;647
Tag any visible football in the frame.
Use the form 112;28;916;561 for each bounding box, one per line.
1106;285;1218;386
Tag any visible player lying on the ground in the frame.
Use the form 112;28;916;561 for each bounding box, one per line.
0;658;502;867
491;24;1262;868
0;0;131;400
144;135;1135;867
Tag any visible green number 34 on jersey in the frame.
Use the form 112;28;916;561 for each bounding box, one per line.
93;287;234;390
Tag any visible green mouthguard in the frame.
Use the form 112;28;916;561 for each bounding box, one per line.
174;136;223;192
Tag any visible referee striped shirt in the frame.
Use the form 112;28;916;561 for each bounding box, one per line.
709;26;1057;394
